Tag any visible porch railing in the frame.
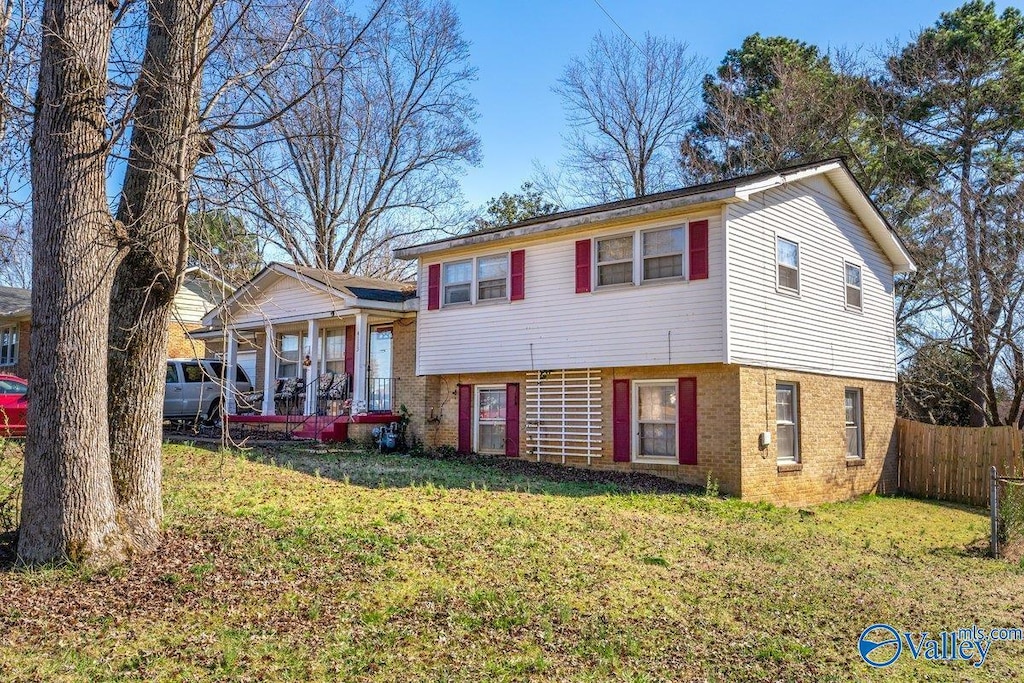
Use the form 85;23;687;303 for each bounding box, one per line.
367;377;394;413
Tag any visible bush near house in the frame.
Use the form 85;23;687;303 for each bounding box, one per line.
0;445;1021;681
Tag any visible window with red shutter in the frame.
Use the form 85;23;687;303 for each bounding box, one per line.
689;220;709;280
678;377;697;465
505;383;520;456
458;384;472;453
575;240;592;293
427;263;441;309
344;325;355;376
612;379;631;462
510;250;525;301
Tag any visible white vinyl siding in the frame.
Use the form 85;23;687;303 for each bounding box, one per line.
727;176;898;382
222;273;348;328
416;212;725;374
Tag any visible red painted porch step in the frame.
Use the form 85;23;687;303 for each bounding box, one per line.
291;415;348;442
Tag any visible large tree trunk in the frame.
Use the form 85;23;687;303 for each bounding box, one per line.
108;0;212;552
18;0;127;566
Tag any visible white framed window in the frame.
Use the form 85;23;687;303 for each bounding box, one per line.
776;382;800;463
596;234;634;287
277;333;302;378
845;262;862;310
443;260;473;305
633;380;677;462
0;325;17;367
642;227;685;282
845;388;863;459
323;329;346;375
777;237;800;293
476;254;508;301
475;386;507;454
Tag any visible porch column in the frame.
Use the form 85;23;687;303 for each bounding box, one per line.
262;322;275;415
352;311;369;414
304;318;319;415
225;329;238;416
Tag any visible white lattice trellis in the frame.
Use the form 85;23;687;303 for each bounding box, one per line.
526;369;602;463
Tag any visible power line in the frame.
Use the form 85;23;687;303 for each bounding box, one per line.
591;0;644;54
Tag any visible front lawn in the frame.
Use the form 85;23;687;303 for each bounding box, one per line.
0;444;1021;681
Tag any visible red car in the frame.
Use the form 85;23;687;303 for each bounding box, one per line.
0;374;28;437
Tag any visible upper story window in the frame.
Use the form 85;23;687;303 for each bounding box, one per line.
845;262;862;310
0;325;17;367
477;255;508;301
436;254;511;307
596;235;634;286
642;227;685;281
443;260;473;305
590;223;699;290
777;237;800;293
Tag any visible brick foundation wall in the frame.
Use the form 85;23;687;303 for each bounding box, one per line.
423;364;744;495
390;317;428;445
737;366;898;506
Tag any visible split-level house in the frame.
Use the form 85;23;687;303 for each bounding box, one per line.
395;159;915;506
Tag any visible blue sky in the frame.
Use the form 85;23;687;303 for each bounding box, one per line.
451;0;1000;207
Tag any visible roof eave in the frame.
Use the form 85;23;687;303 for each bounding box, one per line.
394;186;741;259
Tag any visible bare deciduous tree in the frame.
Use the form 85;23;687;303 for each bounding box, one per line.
213;0;479;276
547;32;704;205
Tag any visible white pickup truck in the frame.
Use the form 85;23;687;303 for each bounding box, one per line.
164;358;253;424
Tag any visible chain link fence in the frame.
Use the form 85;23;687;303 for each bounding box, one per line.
990;466;1024;559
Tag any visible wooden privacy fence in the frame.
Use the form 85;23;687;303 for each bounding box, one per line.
897;418;1023;507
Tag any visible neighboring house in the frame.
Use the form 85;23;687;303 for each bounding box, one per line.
195;262;420;441
0;267;231;382
0;287;32;380
394;159;916;506
169;267;236;358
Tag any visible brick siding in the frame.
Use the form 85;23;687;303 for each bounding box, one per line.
423;363;898;506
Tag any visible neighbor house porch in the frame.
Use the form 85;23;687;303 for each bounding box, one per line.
192;262;419;440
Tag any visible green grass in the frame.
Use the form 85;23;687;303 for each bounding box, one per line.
1;443;1022;681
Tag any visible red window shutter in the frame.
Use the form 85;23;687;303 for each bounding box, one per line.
678;377;697;465
505;382;520;456
427;263;441;310
344;325;355;376
458;384;473;453
689;220;709;280
510;250;526;301
612;379;631;462
575;240;592;293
